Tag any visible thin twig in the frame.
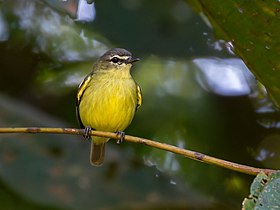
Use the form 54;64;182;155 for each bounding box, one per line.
0;127;277;176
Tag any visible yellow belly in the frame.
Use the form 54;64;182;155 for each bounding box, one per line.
79;76;137;133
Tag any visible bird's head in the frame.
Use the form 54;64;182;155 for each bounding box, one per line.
95;48;140;73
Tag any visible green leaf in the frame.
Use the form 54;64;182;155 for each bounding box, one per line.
187;0;280;107
242;171;280;210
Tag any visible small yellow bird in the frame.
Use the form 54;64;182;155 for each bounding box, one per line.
76;48;142;166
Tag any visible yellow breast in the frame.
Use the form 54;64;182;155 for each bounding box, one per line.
78;71;138;133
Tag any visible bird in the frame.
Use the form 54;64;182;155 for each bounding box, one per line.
76;48;142;166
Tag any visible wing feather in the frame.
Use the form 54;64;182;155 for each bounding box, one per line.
76;73;92;128
136;84;142;110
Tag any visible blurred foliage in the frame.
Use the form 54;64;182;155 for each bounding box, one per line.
0;178;65;210
0;0;280;210
187;0;280;108
242;171;280;209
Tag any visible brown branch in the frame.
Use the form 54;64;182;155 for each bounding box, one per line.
0;127;277;176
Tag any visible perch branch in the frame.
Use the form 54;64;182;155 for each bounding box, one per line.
0;127;277;176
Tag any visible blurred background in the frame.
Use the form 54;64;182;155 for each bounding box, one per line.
0;0;279;209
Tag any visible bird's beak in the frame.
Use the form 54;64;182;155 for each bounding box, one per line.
128;57;140;63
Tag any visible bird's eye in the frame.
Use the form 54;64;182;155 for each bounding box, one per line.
111;57;120;64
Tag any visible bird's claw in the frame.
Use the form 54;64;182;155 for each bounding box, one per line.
83;126;92;140
116;131;125;144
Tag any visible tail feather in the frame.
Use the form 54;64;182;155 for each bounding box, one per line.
90;140;105;166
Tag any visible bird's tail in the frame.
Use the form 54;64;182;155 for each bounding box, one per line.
90;138;107;166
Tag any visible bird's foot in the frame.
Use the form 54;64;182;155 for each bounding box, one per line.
116;131;125;144
83;126;92;140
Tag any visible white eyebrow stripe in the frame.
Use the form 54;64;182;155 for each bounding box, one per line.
110;55;130;60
